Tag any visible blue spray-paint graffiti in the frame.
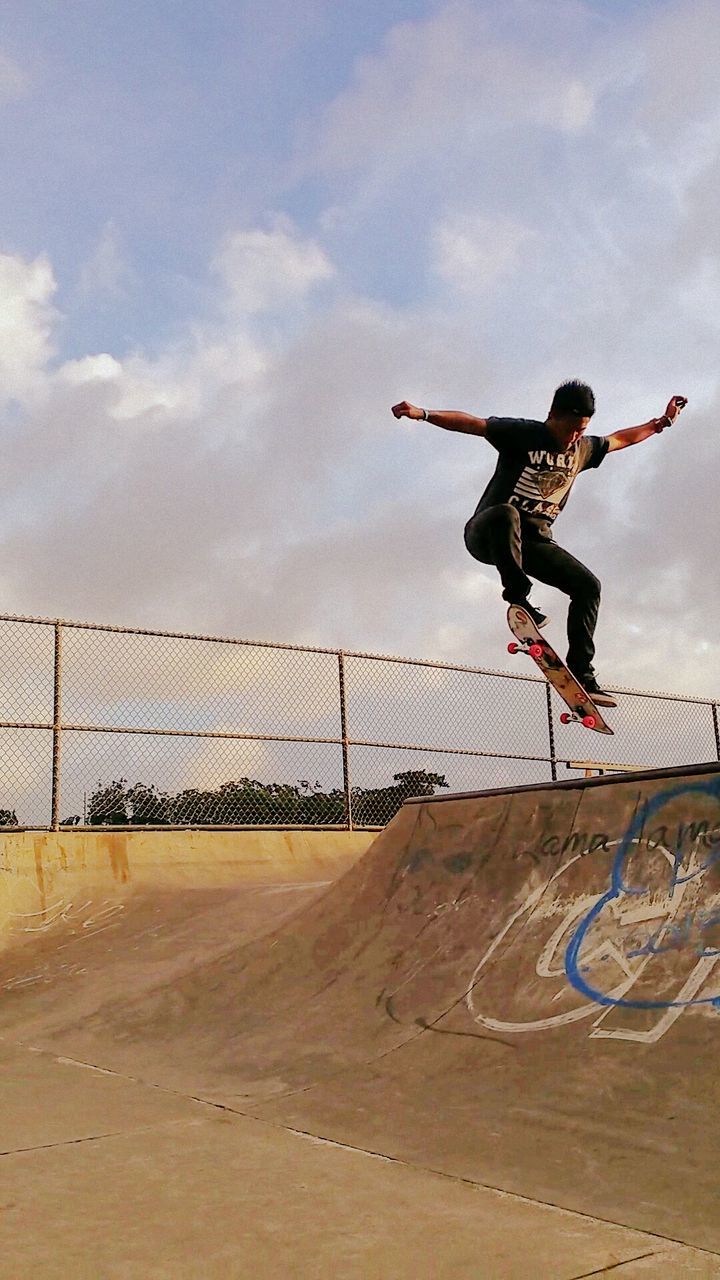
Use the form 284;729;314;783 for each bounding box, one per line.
565;774;720;1012
626;906;720;959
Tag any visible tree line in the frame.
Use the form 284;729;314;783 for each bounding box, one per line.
54;768;449;828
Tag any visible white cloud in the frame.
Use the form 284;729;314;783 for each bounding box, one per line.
211;218;335;315
77;222;134;300
633;0;720;143
0;252;58;405
305;1;599;179
61;354;122;385
58;328;266;425
432;214;536;292
559;80;595;134
0;51;29;103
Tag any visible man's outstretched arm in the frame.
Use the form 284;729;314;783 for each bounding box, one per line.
606;395;688;452
391;400;488;436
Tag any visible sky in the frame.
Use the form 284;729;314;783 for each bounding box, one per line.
0;0;718;699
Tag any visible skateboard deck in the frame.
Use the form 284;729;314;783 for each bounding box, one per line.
506;605;613;735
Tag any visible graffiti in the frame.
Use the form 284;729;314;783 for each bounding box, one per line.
625;906;720;959
6;898;125;937
565;776;720;1017
467;777;720;1044
515;808;720;868
0;892;125;990
515;828;613;863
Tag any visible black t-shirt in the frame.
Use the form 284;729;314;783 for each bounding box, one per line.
471;417;609;536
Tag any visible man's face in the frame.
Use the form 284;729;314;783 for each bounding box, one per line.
547;414;592;449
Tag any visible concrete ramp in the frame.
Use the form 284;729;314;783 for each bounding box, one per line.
2;764;720;1259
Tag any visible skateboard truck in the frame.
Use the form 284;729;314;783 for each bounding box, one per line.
559;709;598;730
507;640;543;660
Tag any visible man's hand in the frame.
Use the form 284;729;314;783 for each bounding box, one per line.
391;400;425;420
607;395;688;451
655;395;688;431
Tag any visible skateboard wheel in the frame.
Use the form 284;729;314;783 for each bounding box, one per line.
507;642;519;654
529;643;543;659
560;712;572;724
582;714;597;729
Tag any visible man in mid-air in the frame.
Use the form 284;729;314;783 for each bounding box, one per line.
392;382;687;707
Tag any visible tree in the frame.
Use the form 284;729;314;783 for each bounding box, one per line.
351;770;448;827
83;768;448;828
87;779;130;825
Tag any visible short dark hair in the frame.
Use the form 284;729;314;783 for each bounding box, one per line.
550;380;595;418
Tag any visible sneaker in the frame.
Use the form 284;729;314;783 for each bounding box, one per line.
580;675;617;708
513;599;549;629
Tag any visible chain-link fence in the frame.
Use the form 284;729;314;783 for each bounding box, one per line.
0;612;717;830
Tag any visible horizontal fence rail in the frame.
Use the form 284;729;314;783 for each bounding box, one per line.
0;612;716;831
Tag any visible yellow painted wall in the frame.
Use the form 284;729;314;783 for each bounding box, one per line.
0;829;375;942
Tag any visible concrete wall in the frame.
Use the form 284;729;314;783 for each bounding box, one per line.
0;829;375;943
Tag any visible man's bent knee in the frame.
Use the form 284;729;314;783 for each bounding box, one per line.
464;504;520;562
465;503;520;540
464;520;491;562
571;570;601;603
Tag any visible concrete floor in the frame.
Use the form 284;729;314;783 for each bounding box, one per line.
1;1041;718;1279
2;774;720;1277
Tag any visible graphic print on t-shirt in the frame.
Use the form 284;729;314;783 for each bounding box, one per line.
511;448;581;520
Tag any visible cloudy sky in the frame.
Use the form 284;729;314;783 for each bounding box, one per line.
0;0;718;698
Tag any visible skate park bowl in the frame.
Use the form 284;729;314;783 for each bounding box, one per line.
1;766;720;1276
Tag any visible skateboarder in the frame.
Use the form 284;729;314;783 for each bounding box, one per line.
391;382;687;707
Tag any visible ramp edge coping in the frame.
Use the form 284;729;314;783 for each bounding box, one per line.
402;760;720;805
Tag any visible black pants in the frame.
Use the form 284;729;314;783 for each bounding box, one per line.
464;503;601;679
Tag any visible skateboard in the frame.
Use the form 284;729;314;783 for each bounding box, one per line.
506;605;613;735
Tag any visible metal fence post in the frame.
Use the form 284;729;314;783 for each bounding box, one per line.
338;651;353;830
712;703;720;762
50;622;63;831
545;682;557;782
